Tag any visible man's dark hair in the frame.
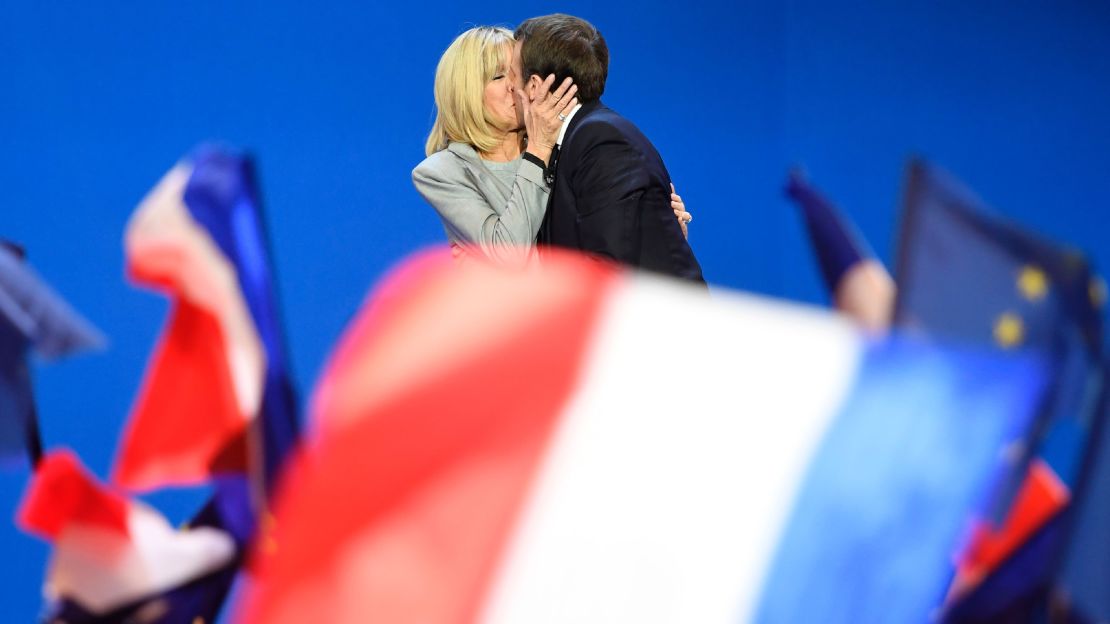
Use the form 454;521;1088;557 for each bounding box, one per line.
515;14;608;103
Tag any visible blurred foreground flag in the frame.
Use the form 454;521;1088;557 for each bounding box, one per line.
113;146;298;504
17;450;235;616
0;243;104;467
239;250;1045;624
785;171;894;332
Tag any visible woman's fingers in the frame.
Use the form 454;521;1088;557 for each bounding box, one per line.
533;74;558;106
536;76;575;117
674;210;690;240
560;96;579;117
554;84;578;112
545;76;574;106
670;183;691;239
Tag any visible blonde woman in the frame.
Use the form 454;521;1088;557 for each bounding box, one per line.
413;26;691;264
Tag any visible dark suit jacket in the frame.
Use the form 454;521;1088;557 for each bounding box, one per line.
537;101;705;283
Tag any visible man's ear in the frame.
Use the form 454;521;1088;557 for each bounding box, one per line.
527;75;543;100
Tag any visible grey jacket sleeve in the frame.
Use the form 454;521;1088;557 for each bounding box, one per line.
412;154;549;264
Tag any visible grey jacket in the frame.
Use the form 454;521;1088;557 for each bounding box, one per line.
412;142;549;263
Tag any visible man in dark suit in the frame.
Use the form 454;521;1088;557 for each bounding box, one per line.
512;14;705;283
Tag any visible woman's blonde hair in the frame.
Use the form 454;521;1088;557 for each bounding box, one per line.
425;26;515;157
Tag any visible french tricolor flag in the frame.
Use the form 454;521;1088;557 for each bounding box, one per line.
239;250;1044;624
17;450;235;615
112;160;266;491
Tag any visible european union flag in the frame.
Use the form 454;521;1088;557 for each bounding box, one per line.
895;159;1101;355
892;159;1108;621
1056;389;1110;621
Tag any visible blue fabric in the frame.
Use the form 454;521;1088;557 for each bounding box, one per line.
894;159;1101;357
0;245;104;360
754;338;1046;624
181;145;300;544
0;243;102;468
0;319;38;467
784;171;869;295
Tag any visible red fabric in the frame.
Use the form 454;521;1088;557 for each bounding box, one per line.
112;299;246;491
955;458;1070;589
18;449;130;540
239;250;619;624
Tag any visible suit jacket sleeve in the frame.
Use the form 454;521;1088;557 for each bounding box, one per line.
569;132;651;264
412;155;549;264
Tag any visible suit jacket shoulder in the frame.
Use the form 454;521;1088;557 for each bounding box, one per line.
542;102;706;284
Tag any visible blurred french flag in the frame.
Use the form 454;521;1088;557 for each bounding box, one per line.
239;250;1046;624
17;449;236;616
111;146;298;542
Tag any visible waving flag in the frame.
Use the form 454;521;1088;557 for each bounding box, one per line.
892;159;1107;620
113;146;298;517
182;146;299;497
0;242;105;360
1055;388;1110;622
785;170;894;333
0;243;104;466
17;449;235;616
239;250;1044;624
112;162;265;492
42;495;243;624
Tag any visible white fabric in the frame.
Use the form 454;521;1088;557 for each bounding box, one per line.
48;500;235;613
479;275;864;623
125;164;265;419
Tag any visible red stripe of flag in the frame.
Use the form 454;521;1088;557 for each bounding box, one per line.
954;458;1070;593
240;251;619;624
18;449;130;541
112;300;247;490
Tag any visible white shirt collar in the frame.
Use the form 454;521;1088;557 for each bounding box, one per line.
556;103;583;147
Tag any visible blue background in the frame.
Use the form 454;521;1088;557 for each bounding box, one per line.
2;1;1109;619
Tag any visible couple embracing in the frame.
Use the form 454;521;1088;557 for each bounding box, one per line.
414;13;704;284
